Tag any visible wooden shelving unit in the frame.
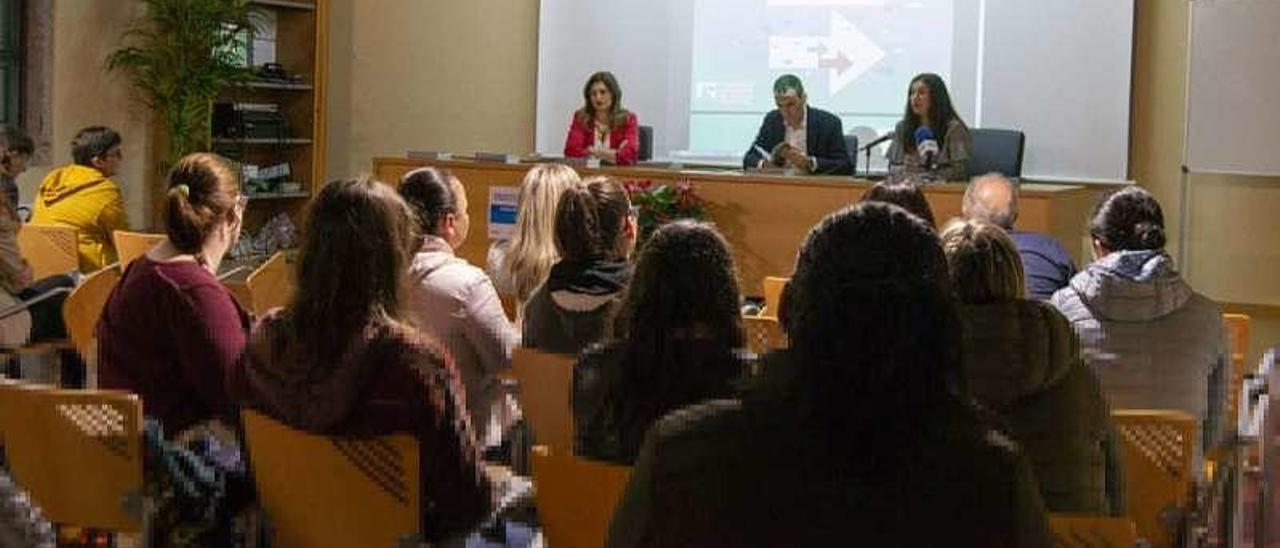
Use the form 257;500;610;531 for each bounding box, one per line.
213;0;327;229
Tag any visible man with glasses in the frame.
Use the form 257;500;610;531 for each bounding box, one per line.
32;126;131;271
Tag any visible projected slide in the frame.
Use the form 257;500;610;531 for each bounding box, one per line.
689;0;954;156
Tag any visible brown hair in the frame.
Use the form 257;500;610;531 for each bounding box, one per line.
165;153;242;256
576;71;629;128
398;167;458;236
860;179;937;228
286;177;421;365
554;176;632;263
940;218;1026;304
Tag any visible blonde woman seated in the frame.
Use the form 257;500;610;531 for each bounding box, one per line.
486;163;580;319
941;219;1121;515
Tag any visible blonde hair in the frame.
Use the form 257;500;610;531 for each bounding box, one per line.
500;163;581;303
939;218;1025;304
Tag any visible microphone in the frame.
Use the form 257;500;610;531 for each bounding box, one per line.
860;133;893;152
913;126;939;170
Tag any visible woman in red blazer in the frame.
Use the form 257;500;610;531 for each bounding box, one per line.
564;71;640;166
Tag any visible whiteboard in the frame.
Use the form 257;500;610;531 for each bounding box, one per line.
1186;0;1280;176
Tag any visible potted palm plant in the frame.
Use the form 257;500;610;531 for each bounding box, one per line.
107;0;260;166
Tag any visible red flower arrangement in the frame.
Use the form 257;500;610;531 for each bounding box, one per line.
620;179;708;243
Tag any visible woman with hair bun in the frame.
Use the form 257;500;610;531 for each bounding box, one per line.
1051;186;1227;459
98;152;250;434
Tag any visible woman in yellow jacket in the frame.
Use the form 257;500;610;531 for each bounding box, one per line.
31;126;130;272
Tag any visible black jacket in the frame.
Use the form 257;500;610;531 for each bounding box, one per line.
742;107;852;176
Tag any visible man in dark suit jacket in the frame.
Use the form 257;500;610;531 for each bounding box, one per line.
742;74;852;176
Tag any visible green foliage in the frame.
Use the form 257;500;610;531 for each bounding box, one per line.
107;0;261;165
622;179;707;244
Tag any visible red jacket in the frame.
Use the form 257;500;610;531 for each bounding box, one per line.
564;110;640;166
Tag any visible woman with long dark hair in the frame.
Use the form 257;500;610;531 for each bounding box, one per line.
231;178;493;543
563;71;640;166
608;202;1049;547
886;73;972;181
573;220;746;464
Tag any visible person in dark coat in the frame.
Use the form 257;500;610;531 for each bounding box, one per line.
609;202;1051;548
942;218;1122;515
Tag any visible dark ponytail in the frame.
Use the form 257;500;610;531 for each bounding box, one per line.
398;167;457;236
165;153;240;256
554;176;631;262
1089;186;1167;251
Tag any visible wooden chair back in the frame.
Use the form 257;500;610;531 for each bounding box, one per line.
111;230;165;270
17;223;78;278
761;276;788;318
1113;409;1197;548
62;265;121;386
530;445;632;548
241;410;421;548
742;315;786;356
1223;313;1251;424
245;251;294;316
511;348;575;453
0;381;142;532
1048;514;1138;547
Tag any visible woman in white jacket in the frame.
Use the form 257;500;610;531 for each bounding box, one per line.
400;167;520;450
1051;186;1226;455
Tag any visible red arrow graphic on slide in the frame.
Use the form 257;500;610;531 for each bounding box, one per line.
819;52;853;75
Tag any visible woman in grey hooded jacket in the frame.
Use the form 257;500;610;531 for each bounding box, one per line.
1050;187;1227;455
942;219;1122;515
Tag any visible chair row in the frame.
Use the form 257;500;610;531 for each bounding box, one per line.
511;346;1202;547
4;354;1181;548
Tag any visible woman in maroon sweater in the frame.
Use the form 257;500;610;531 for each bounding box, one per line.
97;153;249;434
229;177;493;542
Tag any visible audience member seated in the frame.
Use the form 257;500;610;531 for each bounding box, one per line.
859;177;937;227
98;153;249;434
573;220;746;465
522;176;636;354
487;163;580;316
31;126;130;272
400;167;520;451
964;173;1077;300
230;178;492;542
1051;186;1226;454
0;125;33;210
941;218;1121;515
0;127;75;353
609;202;1050;547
